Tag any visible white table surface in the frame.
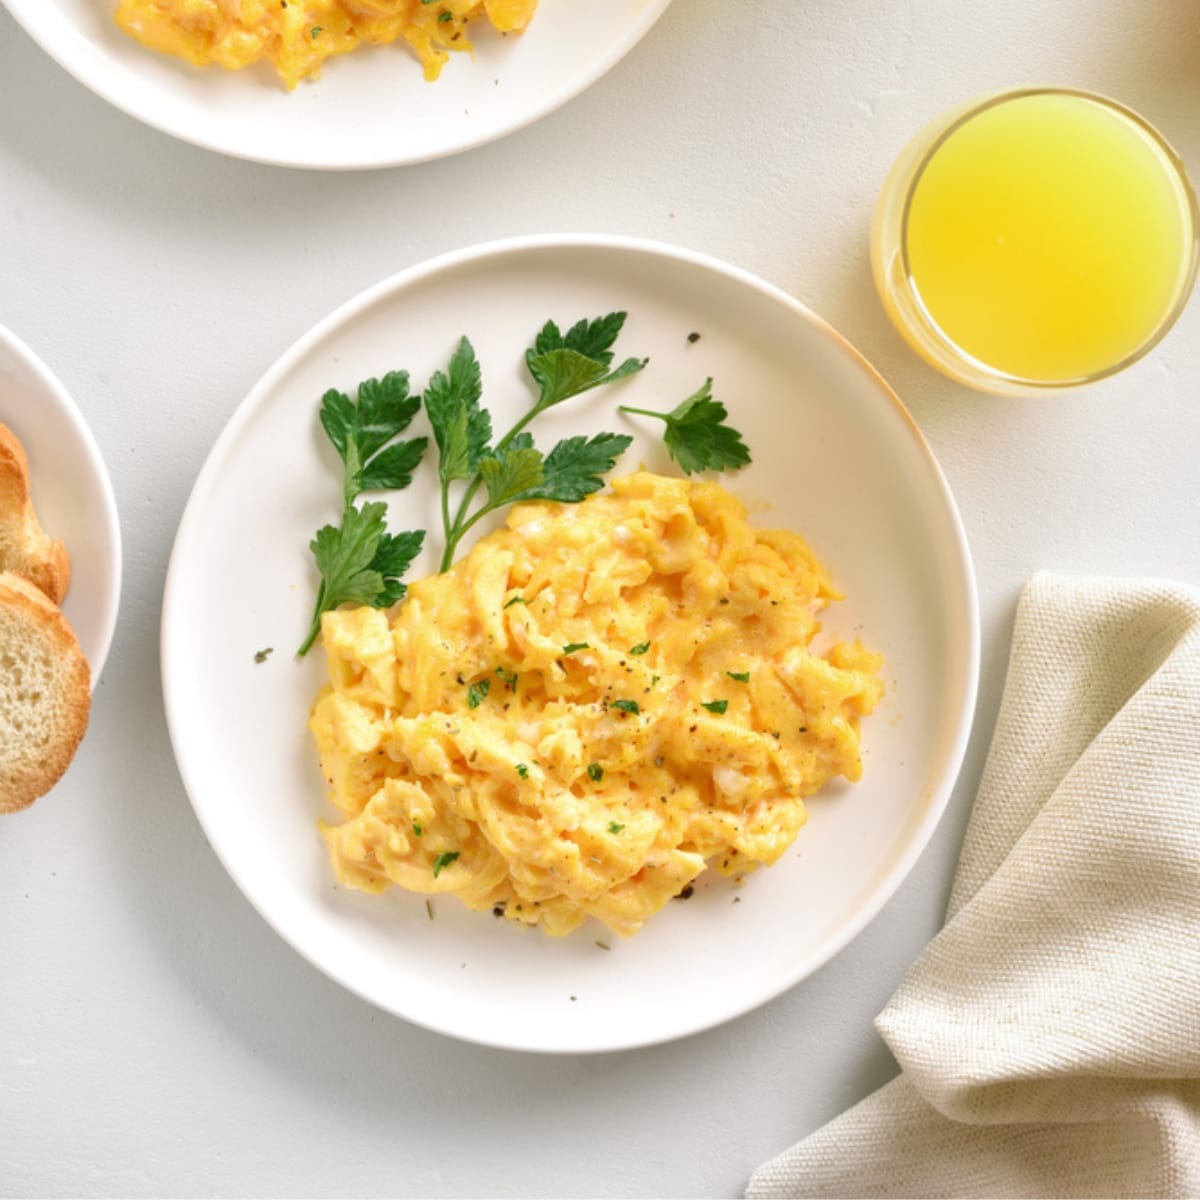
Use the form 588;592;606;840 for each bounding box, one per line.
2;2;1198;1196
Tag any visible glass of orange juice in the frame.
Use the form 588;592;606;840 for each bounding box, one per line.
872;88;1199;394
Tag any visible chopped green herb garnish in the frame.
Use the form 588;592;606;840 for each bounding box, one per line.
503;595;528;609
727;671;751;683
310;24;322;37
412;821;424;837
629;641;651;656
611;699;640;716
253;647;273;664
701;699;729;715
432;851;460;877
587;763;604;782
620;378;751;475
438;9;452;20
516;763;529;779
467;679;490;708
562;642;590;655
651;674;661;686
607;821;625;834
495;666;518;690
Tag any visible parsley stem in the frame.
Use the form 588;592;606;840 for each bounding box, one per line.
441;502;497;570
617;405;665;420
297;623;320;658
440;401;550;572
297;580;327;657
439;476;453;569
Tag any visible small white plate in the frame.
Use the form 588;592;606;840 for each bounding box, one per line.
0;324;122;685
0;0;673;169
161;235;979;1053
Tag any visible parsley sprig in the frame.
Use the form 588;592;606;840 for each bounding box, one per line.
299;316;756;656
298;373;427;656
429;314;645;570
620;378;751;475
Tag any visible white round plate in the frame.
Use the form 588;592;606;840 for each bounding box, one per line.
161;235;979;1053
0;0;672;169
0;324;122;686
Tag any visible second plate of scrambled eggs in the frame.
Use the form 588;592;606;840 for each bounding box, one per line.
0;0;672;167
161;235;979;1052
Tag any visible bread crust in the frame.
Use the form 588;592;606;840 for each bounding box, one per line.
0;423;71;605
0;571;91;814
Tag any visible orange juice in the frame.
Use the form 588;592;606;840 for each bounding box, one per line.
872;90;1198;392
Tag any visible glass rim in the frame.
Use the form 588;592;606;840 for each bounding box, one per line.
897;85;1200;391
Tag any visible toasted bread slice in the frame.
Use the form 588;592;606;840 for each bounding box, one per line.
0;423;71;605
0;571;91;814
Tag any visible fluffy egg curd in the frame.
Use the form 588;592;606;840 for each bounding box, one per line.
114;0;538;90
309;472;883;938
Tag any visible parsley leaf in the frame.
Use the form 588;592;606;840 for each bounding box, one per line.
607;821;625;834
319;372;427;509
562;642;590;655
524;433;633;504
424;336;491;485
526;314;646;410
467;679;490;708
587;763;604;782
531;312;628;363
357;439;427;495
527;348;646;412
629;641;651;656
620;378;751;475
478;444;546;509
727;670;751;683
298;502;424;656
448;430;634;558
611;699;640;716
702;699;729;714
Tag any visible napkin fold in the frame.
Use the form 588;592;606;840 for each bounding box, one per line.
747;573;1200;1199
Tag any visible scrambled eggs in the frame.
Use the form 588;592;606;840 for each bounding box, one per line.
310;472;883;938
114;0;538;89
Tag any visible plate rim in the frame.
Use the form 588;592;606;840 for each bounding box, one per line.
0;0;675;170
0;321;123;687
160;232;981;1052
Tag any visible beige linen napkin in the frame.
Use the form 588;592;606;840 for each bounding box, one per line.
747;573;1200;1199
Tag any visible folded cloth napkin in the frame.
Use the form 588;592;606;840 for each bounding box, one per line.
746;573;1200;1199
